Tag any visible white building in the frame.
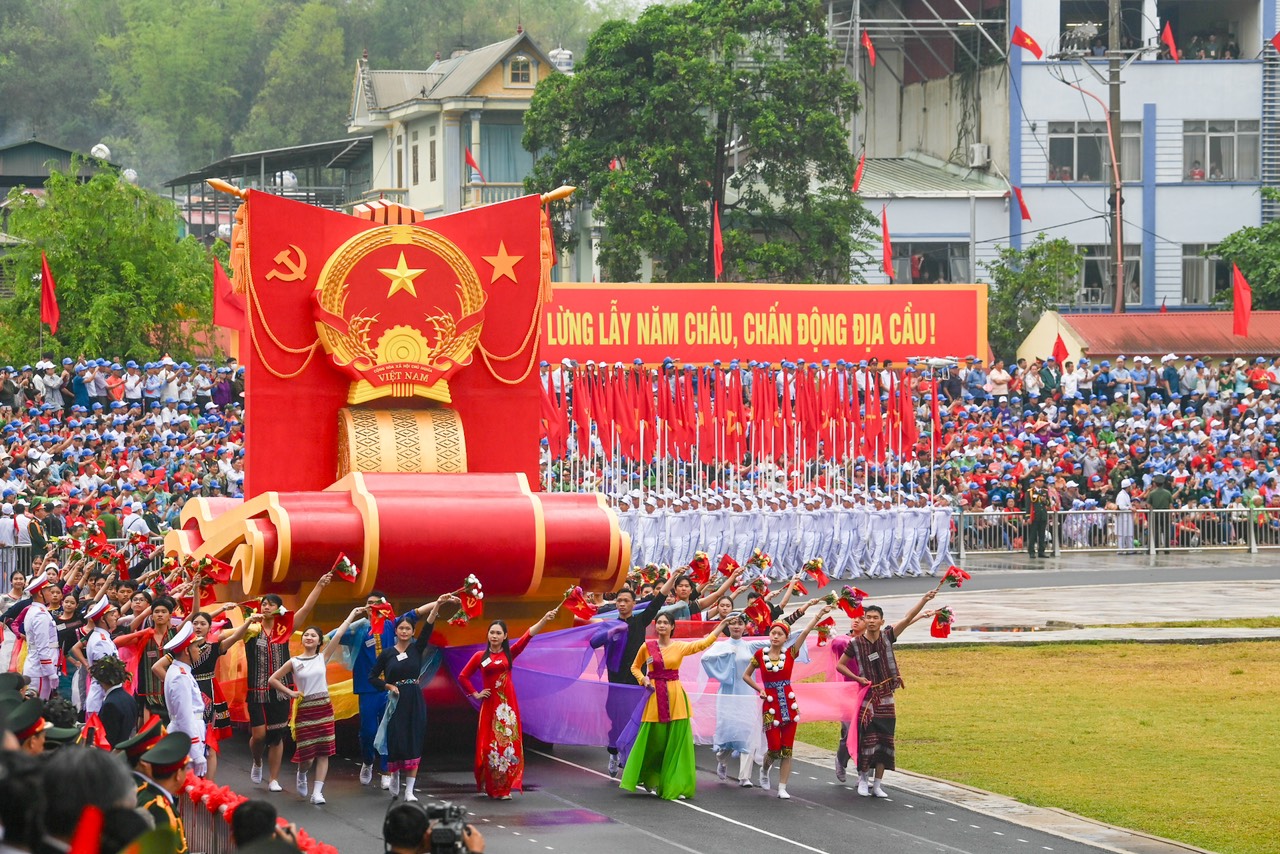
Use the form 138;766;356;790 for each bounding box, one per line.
836;0;1272;310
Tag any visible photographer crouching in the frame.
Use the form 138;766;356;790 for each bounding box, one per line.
385;799;485;854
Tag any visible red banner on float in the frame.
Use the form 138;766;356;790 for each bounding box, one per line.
541;283;987;364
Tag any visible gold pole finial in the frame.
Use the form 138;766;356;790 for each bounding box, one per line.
540;185;576;204
207;178;247;199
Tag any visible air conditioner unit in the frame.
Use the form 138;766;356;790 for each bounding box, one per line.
968;142;990;169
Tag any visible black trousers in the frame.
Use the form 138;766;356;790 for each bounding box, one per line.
1027;515;1048;556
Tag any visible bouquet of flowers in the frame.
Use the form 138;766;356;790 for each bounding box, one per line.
815;616;836;647
331;553;359;583
836;585;869;619
746;549;772;572
940;565;972;589
930;606;954;638
449;574;485;626
128;532;158;559
802;557;830;589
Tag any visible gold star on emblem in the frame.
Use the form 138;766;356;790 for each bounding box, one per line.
378;251;427;299
482;241;523;284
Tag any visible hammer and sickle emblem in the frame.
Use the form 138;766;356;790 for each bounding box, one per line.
266;244;308;282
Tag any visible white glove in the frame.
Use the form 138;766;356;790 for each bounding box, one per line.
192;757;208;777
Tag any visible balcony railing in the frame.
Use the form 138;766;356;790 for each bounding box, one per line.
462;182;525;208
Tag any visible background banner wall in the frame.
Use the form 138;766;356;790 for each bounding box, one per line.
542;283;988;364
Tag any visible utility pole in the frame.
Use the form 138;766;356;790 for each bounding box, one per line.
1109;0;1125;313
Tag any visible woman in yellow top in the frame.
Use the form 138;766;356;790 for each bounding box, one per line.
620;612;730;800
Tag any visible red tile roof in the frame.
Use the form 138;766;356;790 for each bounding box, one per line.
1061;311;1280;359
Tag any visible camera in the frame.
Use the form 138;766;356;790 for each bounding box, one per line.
426;800;469;854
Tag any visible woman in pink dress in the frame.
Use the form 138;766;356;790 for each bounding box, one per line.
458;608;559;799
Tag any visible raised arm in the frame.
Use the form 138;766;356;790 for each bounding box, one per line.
414;592;459;620
694;567;742;610
321;607;365;663
217;614;262;651
526;607;559;638
773;574;803;612
892;589;937;638
292;571;333;628
789;604;834;652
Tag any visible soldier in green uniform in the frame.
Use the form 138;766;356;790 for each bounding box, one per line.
1147;474;1174;553
1024;471;1051;558
137;731;192;854
117;708;166;793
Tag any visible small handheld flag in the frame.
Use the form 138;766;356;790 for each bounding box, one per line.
332;553;359;583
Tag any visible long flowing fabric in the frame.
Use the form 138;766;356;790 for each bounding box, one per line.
439;625;867;752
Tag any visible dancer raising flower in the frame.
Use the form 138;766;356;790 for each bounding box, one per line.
742;605;835;799
269;606;364;804
369;593;458;802
458;608;560;800
620;612;731;800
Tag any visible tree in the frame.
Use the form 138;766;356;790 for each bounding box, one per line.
522;0;875;283
983;235;1082;361
1210;188;1280;310
235;2;349;152
0;162;214;361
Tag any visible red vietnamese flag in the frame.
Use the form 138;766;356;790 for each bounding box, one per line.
861;29;877;66
881;206;893;280
1233;264;1252;337
1161;22;1179;62
1010;26;1043;59
40;252;60;335
464;146;486;183
712;201;725;280
864;375;882;460
1271;32;1280;55
852;151;867;193
1160;296;1168;313
1013;187;1032;221
1052;333;1070;366
930;376;942;439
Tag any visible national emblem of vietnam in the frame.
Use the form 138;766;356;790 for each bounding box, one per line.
312;224;488;405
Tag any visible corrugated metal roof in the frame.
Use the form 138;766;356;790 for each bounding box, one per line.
1061;311;1280;358
366;71;444;110
860;154;1008;199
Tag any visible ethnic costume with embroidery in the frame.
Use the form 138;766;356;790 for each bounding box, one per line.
619;629;720;800
339;610;419;770
115;626;176;719
458;631;533;798
189;638;231;749
289;653;337;763
848;625;903;771
755;645;802;758
245;614;295;746
699;636;770;780
370;618;441;775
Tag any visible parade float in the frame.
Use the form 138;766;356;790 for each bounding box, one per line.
168;184;629;720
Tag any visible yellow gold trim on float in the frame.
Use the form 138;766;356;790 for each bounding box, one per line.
337;408;467;476
514;473;546;597
326;472;380;599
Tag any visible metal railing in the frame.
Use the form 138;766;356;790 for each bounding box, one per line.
957;507;1278;557
179;792;234;853
462;182;525;207
2;536;168;581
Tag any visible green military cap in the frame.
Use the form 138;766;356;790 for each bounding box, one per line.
140;731;193;774
44;722;82;746
0;671;25;694
117;714;165;759
6;698;51;742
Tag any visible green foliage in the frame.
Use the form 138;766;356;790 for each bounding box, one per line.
522;0;875;283
0;0;646;183
1211;188;1280;311
0;162;214;362
982;234;1082;361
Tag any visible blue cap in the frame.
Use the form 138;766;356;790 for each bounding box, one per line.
62;357;73;365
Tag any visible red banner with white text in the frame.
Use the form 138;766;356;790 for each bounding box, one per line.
541;283;987;364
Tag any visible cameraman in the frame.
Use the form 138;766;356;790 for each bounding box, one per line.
385;801;485;854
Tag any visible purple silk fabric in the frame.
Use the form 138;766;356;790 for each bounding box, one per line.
438;624;870;756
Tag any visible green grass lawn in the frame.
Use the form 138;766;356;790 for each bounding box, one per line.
798;642;1280;854
1094;617;1280;629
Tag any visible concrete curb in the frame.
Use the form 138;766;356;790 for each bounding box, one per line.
790;740;1217;854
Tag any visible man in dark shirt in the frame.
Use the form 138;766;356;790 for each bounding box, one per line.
1147;474;1173;552
591;570;680;776
1024;471;1051;557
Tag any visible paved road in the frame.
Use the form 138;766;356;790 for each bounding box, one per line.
219;739;1110;854
210;555;1277;853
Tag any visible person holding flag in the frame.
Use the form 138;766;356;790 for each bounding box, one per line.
244;571;332;792
457;607;561;799
339;584;458;790
269;604;365;804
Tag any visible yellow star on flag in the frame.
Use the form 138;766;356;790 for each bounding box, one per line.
379;252;426;299
482;241;523;284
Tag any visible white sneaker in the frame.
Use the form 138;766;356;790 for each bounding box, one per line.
607;755;619;777
360;764;374;786
738;779;753;788
777;784;790;800
267;780;283;793
250;763;263;784
404;790;418;802
857;776;870;797
296;772;308;797
759;767;771;791
835;757;846;783
872;780;889;799
716;760;728;781
310;792;326;805
381;774;392;791
390;773;401;797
